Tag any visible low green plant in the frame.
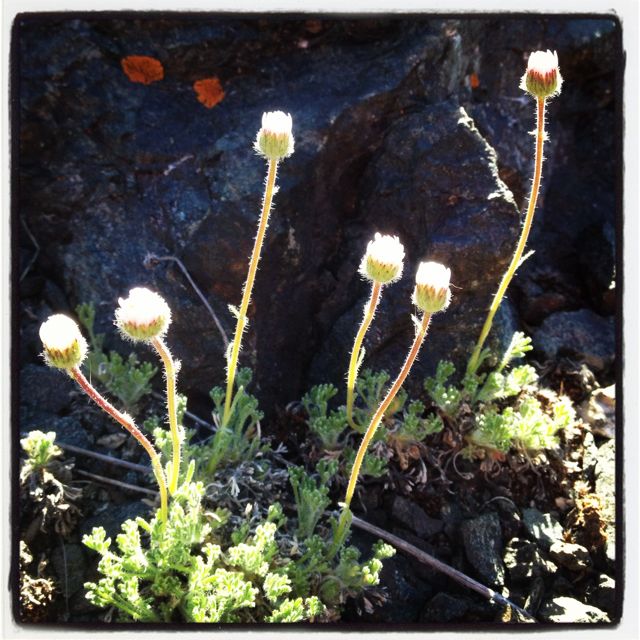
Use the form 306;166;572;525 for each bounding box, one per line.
205;368;267;475
423;332;575;458
19;430;62;483
288;460;338;539
76;301;157;414
20;430;81;536
83;467;393;622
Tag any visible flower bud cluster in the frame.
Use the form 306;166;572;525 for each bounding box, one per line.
359;233;405;285
255;111;294;161
39;314;88;370
412;261;452;313
115;287;172;342
520;49;563;99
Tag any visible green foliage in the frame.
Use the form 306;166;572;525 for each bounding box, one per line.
392;400;444;444
83;476;393;622
302;384;348;449
319;540;395;605
343;447;388;479
423;361;462;417
205;368;267;475
352;369;403;432
20;430;82;536
20;431;62;483
420;332;576;459
76;301;157;414
466;394;575;455
288;462;337;539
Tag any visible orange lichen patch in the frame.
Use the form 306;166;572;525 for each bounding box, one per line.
193;77;225;109
469;72;480;89
121;56;164;85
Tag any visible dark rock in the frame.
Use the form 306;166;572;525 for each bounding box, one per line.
20;364;75;414
549;541;591;572
15;16;619;418
521;508;564;550
391;496;443;539
50;543;86;599
539;596;609;623
390;528;445;584
421;592;470;623
577;222;616;315
80;501;150;541
522;576;546;617
49;416;94;450
503;538;557;582
590;574;616;616
532;309;615;373
460;511;505;587
514;265;584;325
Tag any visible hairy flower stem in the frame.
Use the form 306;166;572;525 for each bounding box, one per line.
222;159;278;427
333;312;432;554
346;282;382;430
467;97;547;376
151;337;181;495
70;366;168;524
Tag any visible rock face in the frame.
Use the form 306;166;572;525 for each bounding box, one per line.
15;16;619;418
539;596;609;623
460;511;505;587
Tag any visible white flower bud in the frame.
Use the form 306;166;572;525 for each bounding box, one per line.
359;233;405;285
115;287;171;341
520;50;563;99
254;111;294;161
412;261;451;313
39;314;88;369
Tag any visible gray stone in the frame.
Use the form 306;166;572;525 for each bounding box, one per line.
80;501;150;541
539;596;609;623
581;430;598;480
20;364;75;414
522;508;564;550
503;537;557;582
549;541;591;572
595;440;616;527
391;496;443;539
533;309;615;373
422;592;470;623
49;416;94;450
579;385;615;439
591;574;616;615
50;543;86;599
461;511;505;587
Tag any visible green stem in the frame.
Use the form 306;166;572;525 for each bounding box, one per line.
467;97;547;376
151;337;181;495
222;158;279;427
70;366;168;525
333;312;432;552
346;281;382;430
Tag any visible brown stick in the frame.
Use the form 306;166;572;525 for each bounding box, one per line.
54;440;152;474
76;469;158;497
351;514;536;622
